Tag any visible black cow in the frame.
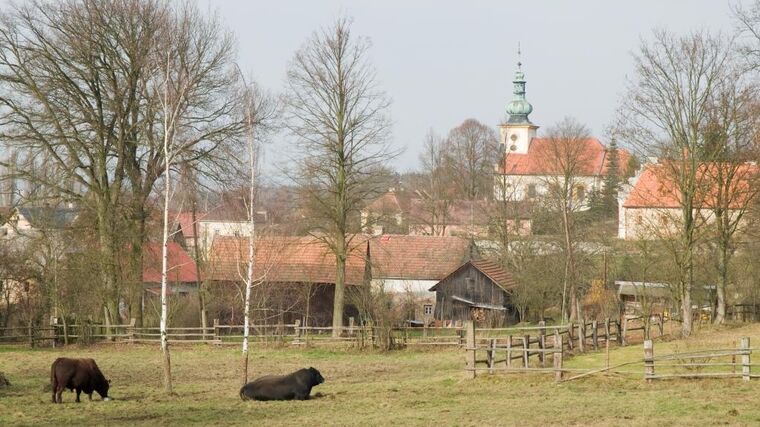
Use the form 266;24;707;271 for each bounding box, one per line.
50;357;110;404
240;367;324;401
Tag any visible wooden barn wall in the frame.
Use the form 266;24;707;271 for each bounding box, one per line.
433;265;510;325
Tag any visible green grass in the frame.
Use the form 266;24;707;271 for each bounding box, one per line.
3;324;760;426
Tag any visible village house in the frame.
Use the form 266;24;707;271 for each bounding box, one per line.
361;189;531;238
493;61;630;208
368;234;471;325
618;161;758;240
142;241;200;297
0;206;79;241
429;258;519;327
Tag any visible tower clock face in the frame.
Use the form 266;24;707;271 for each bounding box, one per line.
510;134;518;142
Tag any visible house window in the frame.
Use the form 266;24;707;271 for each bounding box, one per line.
424;304;433;315
527;184;537;198
575;185;586;202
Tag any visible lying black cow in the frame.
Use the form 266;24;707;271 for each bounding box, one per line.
50;357;110;403
240;367;324;401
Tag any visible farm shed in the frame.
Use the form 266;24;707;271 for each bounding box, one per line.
206;235;368;327
429;259;519;327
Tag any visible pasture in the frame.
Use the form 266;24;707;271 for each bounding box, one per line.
3;324;760;426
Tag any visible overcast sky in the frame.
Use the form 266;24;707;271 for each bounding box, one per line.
203;0;750;173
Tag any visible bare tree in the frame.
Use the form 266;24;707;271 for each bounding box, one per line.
443;119;499;200
0;0;245;328
283;17;396;336
616;29;735;336
539;118;596;322
412;130;454;236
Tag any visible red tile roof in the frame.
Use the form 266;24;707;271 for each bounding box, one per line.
143;242;198;284
500;137;631;177
623;162;759;209
206;235;368;285
369;234;470;280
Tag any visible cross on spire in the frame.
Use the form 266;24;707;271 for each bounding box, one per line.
517;42;522;70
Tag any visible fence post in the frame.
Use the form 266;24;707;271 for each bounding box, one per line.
213;319;220;342
621;316;628;346
741;337;751;382
592;320;599;350
538;321;546;367
127;318;136;344
554;334;563;381
644;339;654;382
522;335;530;367
28;318;34;348
465;321;476;379
506;335;512;368
293;319;301;345
554;329;560;352
50;316;58;348
576;323;584;353
487;338;496;374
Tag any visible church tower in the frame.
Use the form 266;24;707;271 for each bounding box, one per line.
499;50;538;154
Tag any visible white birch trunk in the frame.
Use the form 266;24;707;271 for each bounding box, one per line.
242;88;256;384
160;52;173;394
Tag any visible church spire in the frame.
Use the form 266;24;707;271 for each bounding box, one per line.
506;44;533;124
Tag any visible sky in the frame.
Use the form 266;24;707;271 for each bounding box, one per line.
204;1;749;172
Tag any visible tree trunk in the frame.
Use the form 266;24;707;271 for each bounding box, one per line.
714;243;729;325
191;203;207;336
332;247;346;338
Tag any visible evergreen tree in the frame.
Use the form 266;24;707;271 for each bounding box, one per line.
600;139;621;217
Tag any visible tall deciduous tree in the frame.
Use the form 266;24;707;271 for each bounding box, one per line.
284;17;396;336
616;29;735;336
0;0;245;327
413;130;454;236
443;119;499;200
539;118;596;322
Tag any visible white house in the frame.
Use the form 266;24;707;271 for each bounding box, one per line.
618;162;757;240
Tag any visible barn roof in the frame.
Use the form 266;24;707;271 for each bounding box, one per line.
369;234;470;281
142;242;198;284
206;235;368;285
429;259;519;292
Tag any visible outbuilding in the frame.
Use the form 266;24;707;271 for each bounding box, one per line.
429;259;519;327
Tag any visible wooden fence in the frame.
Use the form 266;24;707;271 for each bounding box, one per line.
464;318;755;383
644;337;757;381
0;314;661;349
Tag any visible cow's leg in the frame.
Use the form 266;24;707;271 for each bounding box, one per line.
88;393;93;401
75;389;81;403
55;387;63;404
51;378;58;403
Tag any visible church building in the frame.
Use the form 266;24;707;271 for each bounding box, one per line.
494;60;630;208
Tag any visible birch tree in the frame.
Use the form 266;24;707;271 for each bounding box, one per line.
284;17;396;336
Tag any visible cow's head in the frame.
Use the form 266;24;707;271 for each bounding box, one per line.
97;379;111;401
308;367;325;385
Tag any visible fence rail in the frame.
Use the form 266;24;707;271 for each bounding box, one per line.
0;313;662;350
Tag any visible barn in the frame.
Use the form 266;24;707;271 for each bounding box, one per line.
429;259;519;327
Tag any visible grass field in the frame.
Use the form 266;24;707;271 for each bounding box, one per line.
3;323;760;426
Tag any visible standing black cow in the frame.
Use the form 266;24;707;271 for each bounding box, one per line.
50;357;111;403
240;367;324;401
